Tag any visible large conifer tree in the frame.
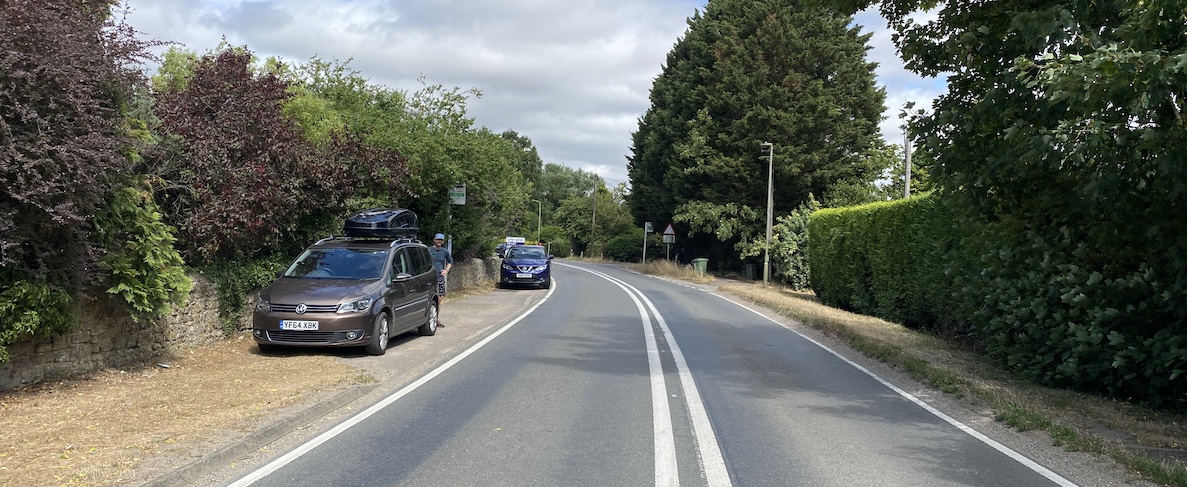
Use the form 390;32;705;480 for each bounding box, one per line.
627;0;885;262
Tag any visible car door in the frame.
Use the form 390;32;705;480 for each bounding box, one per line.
386;247;417;331
411;246;436;304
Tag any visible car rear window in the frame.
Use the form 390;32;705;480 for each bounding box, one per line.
284;248;388;279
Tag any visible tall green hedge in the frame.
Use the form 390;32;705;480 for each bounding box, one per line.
809;192;1186;408
808;193;961;331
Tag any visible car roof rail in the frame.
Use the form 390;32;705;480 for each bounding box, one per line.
314;235;350;245
388;236;421;247
312;235;424;247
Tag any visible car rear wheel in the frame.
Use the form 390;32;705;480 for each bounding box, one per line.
365;312;390;355
418;299;438;336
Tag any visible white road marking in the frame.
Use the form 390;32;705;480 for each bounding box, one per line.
561;263;732;487
709;292;1080;487
228;283;559;487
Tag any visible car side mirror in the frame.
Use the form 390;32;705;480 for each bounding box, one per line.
548;255;554;260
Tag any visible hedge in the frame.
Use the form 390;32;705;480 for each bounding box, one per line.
808;192;1186;407
808;193;961;331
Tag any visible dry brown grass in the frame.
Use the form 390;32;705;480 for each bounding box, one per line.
625;259;716;284
0;336;359;487
713;281;1187;485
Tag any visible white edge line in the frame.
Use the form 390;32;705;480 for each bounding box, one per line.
708;292;1080;487
228;282;559;487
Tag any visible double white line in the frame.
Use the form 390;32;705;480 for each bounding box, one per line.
231;265;732;486
561;263;732;487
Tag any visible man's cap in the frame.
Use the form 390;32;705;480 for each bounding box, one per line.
434;233;445;240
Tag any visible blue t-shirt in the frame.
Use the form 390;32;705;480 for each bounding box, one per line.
428;245;453;273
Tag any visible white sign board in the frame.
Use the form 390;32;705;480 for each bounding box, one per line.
449;184;466;205
662;223;676;236
663;234;675;244
645;222;653;233
505;236;526;245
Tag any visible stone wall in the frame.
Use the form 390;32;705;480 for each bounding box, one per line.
445;257;502;293
0;274;223;391
0;259;496;391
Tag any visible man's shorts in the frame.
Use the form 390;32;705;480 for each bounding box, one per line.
437;273;447;296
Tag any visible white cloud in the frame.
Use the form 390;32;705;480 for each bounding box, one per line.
124;0;940;185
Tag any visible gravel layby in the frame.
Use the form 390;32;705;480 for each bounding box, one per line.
0;335;360;487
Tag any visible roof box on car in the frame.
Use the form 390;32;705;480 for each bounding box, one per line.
344;208;418;239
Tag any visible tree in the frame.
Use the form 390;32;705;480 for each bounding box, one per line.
1;0;156;288
147;47;405;263
501;130;544;187
554;180;633;256
868;142;933;202
826;0;1187;405
286;58;533;257
628;0;886;264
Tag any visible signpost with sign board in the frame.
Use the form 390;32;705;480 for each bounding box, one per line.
662;223;676;259
449;184;466;205
643;222;652;265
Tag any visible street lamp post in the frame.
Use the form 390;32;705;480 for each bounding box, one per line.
531;199;542;244
760;142;774;287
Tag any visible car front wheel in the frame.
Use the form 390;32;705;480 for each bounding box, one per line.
365;312;390;355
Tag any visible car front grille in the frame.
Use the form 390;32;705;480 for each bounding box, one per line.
515;265;546;272
270;303;339;313
267;330;339;343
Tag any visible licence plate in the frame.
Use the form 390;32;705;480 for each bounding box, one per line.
516;273;533;279
280;320;319;330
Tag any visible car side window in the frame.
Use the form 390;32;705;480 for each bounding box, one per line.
392;248;411;276
411;247;432;275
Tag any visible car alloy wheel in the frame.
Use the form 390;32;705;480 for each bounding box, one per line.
366;312;389;355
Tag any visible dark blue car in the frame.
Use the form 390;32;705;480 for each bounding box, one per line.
498;245;552;289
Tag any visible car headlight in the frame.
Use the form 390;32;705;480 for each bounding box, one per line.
337;297;373;314
502;263;515;271
255;295;271;312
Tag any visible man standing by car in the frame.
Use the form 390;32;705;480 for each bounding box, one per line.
429;233;453;327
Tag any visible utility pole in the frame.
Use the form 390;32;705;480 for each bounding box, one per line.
904;135;913;199
591;175;598;257
760;141;774;287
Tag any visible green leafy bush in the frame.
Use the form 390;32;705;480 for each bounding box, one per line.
199;254;291;335
604;229;664;263
94;183;192;322
0;280;75;362
769;197;819;290
539;225;571;258
964;223;1186;407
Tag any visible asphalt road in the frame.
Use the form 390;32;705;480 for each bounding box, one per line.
173;261;1141;487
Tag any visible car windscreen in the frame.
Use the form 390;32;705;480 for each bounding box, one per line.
507;247;546;259
284;248;388;279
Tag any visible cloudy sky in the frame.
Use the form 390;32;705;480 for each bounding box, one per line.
122;0;945;186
